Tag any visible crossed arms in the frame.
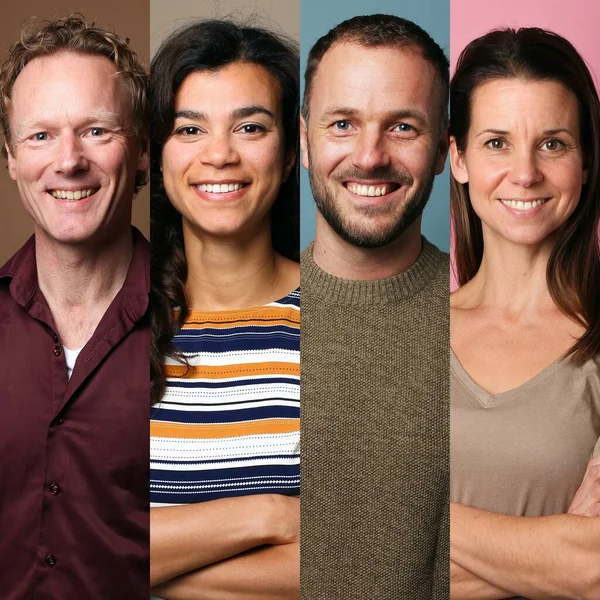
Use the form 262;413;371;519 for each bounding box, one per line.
451;455;600;600
151;494;300;600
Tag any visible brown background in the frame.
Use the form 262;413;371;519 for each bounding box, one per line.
0;0;150;264
150;0;299;56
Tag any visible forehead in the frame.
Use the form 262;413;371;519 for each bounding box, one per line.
10;52;130;127
309;42;442;121
175;62;282;116
470;78;580;131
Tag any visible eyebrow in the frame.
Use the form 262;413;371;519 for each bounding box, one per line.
174;105;275;121
475;127;575;137
321;106;428;125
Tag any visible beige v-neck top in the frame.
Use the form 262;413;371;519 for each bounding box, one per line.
451;350;600;517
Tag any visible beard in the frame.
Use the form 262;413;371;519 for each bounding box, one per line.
307;150;437;249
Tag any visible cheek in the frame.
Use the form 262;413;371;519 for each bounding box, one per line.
244;139;287;183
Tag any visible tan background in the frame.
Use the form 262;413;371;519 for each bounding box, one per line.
150;0;299;57
0;0;150;264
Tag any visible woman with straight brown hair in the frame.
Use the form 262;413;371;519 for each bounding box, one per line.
449;28;600;599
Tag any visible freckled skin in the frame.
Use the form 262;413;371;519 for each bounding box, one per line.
450;78;586;247
161;62;294;243
7;52;148;247
301;43;447;248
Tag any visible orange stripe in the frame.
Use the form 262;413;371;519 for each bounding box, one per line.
151;418;299;439
166;361;299;379
182;316;299;329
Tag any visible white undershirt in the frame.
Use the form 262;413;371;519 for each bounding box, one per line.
63;345;84;380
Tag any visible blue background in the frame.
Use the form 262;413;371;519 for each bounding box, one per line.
300;0;450;252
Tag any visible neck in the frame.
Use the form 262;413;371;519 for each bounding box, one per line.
183;223;284;311
36;227;134;309
312;213;423;280
463;230;556;315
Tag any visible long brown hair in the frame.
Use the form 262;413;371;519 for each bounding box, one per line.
150;20;300;405
451;28;600;363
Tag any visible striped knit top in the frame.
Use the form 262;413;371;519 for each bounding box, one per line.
150;288;300;506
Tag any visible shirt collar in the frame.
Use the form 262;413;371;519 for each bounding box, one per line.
0;228;149;314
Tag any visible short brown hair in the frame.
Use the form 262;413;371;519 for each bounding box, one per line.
0;14;149;191
302;14;449;125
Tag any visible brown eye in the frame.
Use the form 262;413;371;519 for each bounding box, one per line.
486;138;505;150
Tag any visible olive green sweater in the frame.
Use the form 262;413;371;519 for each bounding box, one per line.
300;238;449;599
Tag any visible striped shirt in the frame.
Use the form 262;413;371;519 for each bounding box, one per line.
150;289;300;506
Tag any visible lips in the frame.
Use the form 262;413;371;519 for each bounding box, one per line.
500;198;550;210
48;188;99;200
194;182;248;194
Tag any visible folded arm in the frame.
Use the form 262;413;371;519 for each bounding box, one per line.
152;542;300;600
151;495;299;586
451;502;600;600
450;561;513;600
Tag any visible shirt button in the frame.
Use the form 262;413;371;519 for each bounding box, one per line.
52;333;59;343
49;483;60;495
45;554;56;567
53;345;62;357
57;416;65;425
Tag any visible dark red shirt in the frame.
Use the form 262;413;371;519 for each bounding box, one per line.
0;229;149;599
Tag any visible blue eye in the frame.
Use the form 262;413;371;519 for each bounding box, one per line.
34;132;48;141
90;128;105;137
395;123;413;132
334;120;350;130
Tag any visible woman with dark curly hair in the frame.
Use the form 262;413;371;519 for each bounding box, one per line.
149;20;300;599
450;27;600;599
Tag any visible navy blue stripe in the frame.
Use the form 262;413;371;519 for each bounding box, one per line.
151;464;299;483
165;377;299;389
155;396;299;408
151;486;300;504
152;405;299;424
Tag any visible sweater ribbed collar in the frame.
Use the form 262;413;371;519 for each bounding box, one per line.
300;237;445;305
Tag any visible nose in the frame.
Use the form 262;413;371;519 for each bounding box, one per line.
53;132;89;175
200;133;240;169
507;147;543;187
350;128;391;172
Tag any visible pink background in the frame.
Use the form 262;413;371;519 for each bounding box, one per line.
450;0;600;289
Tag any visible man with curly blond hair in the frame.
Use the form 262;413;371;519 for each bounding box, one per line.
0;16;150;599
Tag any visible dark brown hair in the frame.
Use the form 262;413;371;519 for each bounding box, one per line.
451;27;600;362
0;14;149;191
302;14;449;125
150;20;300;405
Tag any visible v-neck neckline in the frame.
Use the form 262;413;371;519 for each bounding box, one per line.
450;347;565;407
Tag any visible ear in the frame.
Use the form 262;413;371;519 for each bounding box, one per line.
300;116;309;171
5;143;16;181
137;137;150;173
282;149;296;182
435;123;449;175
449;136;469;184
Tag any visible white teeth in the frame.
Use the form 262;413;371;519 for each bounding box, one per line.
49;188;97;200
347;183;392;197
501;199;547;210
197;183;243;193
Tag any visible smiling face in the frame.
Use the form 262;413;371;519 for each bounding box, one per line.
6;51;148;247
450;78;586;246
301;42;447;248
161;62;293;244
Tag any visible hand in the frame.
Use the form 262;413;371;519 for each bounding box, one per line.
264;494;300;545
568;455;600;517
